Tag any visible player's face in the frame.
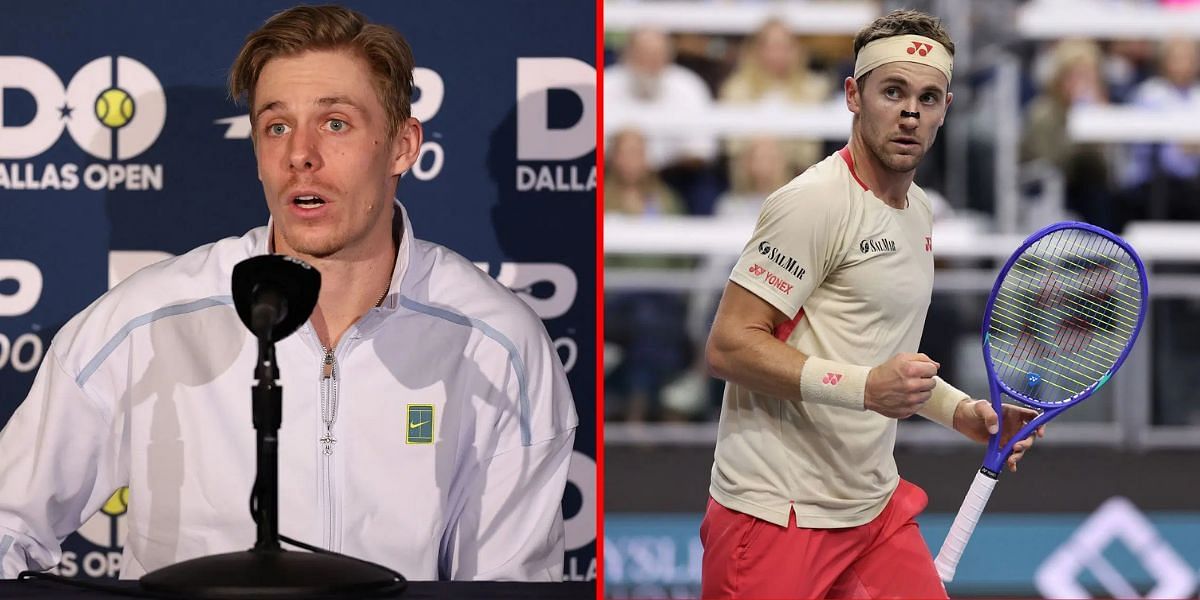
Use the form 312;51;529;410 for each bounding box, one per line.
253;49;421;259
849;61;952;174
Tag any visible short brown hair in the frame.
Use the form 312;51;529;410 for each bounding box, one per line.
229;4;415;140
853;9;955;76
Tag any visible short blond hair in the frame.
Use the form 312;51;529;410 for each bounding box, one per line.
229;4;415;140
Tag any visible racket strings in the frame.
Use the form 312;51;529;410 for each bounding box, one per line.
990;256;1135;367
986;228;1144;405
1000;232;1140;384
989;286;1131;372
1017;252;1142;319
988;297;1126;364
991;233;1140;401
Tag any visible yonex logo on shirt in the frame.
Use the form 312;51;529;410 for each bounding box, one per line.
926;236;932;252
822;372;844;385
747;264;795;295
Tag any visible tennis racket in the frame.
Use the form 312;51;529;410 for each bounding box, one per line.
933;221;1148;582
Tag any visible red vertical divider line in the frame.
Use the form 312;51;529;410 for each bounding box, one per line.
594;0;606;597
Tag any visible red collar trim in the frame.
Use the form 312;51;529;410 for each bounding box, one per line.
838;146;869;191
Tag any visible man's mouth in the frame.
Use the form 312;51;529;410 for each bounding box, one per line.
293;194;326;208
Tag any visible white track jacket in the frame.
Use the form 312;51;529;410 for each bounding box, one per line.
0;203;578;580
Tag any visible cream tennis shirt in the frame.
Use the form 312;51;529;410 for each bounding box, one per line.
711;148;936;528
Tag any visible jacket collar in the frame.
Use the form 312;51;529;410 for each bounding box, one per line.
257;198;413;314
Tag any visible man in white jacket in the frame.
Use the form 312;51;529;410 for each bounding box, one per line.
0;5;577;581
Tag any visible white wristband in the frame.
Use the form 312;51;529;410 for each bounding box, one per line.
800;356;870;411
919;376;970;429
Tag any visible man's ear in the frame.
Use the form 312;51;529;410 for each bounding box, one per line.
390;117;424;177
940;91;954;127
845;76;862;116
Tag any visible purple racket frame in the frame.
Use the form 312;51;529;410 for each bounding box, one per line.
977;221;1148;475
935;221;1148;583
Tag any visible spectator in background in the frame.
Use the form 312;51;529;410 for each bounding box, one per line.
605;128;686;220
604;28;721;214
603;129;693;422
1103;39;1155;103
1021;39;1116;229
716;136;795;217
1118;37;1200;225
719;19;833;188
674;32;735;98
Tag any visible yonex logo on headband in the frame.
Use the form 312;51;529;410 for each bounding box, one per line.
907;42;933;56
853;35;953;84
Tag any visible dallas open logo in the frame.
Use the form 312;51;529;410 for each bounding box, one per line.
0;55;166;191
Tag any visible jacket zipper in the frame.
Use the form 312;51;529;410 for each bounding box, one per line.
320;348;337;455
319;345;339;550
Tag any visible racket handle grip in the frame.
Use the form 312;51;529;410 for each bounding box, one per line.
934;469;998;582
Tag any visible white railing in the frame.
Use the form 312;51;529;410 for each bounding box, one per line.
603;104;853;140
1068;106;1200;143
603;1;878;35
604;215;1200;262
1018;0;1200;39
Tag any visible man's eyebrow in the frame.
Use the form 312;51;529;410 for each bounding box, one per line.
316;96;362;110
879;76;944;94
255;100;284;121
254;97;363;120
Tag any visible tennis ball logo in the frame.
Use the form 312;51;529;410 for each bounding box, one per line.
0;55;165;160
95;88;135;129
75;486;129;549
100;487;130;517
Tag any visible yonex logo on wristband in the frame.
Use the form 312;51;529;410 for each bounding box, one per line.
822;372;844;385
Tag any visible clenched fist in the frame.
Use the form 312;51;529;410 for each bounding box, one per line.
865;353;939;418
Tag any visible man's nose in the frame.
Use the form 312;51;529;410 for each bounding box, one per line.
288;127;323;172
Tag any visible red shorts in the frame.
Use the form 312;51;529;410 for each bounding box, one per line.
699;479;946;599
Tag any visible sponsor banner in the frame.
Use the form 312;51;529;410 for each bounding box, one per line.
606;499;1200;598
0;0;595;581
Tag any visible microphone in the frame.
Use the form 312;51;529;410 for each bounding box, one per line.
142;253;403;597
232;255;321;342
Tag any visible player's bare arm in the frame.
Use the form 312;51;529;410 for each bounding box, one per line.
707;280;947;418
705;281;808;401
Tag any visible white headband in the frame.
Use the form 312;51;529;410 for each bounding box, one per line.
853;34;953;84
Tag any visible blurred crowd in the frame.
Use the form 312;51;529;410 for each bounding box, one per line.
603;10;1200;423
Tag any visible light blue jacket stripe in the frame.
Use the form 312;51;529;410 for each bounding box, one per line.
0;534;13;572
77;296;235;387
398;296;532;446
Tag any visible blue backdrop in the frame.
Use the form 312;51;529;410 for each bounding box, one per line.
0;0;596;581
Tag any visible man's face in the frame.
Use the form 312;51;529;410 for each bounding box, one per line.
847;61;952;174
1163;38;1199;88
626;30;670;78
612;130;649;183
758;25;797;78
254;49;417;259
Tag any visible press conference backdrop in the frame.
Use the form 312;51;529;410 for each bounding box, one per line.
0;0;596;581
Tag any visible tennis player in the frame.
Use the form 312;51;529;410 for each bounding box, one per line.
701;9;1045;598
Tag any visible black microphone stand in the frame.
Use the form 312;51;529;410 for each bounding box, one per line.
252;334;282;553
139;260;405;598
